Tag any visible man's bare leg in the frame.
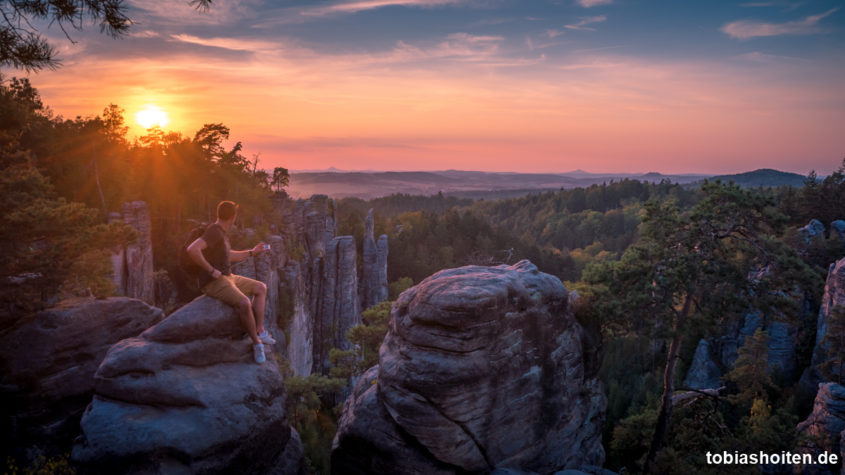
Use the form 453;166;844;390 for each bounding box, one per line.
238;297;261;345
253;282;267;334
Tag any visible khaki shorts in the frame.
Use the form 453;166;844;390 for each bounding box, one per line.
201;274;263;307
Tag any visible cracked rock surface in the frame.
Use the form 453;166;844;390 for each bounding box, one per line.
332;260;605;474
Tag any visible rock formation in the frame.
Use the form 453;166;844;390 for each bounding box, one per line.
284;261;313;376
685;306;805;390
109;201;155;304
796;383;845;474
314;235;360;373
223;195;386;377
800;257;845;395
271;195;377;376
684;339;721;389
832;220;845;241
72;296;304;474
332;260;606;473
361;209;389;310
812;258;845;370
108;211;126;296
0;298;163;453
800;219;827;245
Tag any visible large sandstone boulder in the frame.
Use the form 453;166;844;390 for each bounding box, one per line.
71;296;304;474
796;383;845;474
0;298;163;452
332;260;606;473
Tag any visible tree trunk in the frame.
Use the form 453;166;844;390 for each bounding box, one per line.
92;157;107;215
643;293;693;474
90;140;107;215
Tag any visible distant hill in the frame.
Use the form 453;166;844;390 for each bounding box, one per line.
706;169;806;188
288;170;708;199
287;168;806;199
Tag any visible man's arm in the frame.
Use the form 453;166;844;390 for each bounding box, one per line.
187;238;222;279
230;242;268;263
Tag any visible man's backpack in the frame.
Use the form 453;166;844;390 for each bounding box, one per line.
178;224;210;280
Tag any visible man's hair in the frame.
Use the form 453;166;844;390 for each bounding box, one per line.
217;201;238;221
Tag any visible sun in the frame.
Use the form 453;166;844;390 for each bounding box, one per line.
135;105;170;129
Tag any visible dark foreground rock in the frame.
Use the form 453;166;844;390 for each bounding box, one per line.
0;297;164;454
72;296;304;474
332;260;606;474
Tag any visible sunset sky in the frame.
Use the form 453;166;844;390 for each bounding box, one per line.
20;0;845;174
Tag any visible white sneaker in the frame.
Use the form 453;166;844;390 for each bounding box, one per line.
253;343;266;364
258;330;276;345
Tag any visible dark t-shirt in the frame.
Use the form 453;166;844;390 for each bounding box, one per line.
198;223;231;288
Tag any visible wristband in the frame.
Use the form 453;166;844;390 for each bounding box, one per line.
249;250;254;257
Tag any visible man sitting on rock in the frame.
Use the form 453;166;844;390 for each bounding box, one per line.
187;200;275;363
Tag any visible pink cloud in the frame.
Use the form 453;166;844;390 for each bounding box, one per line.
302;0;463;16
169;34;279;52
576;0;612;8
721;8;839;39
565;16;607;31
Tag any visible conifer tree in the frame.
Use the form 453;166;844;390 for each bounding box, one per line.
726;328;774;406
583;181;817;473
1;0;213;70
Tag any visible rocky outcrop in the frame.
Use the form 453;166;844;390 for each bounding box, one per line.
361;209;389;310
0;298;163;452
766;320;798;378
332;260;606;473
299;194;337;256
229;195;389;377
284;261;313;376
796;383;845;474
832;220;845;241
72;296;304;474
120;201;155;304
684;339;721;389
314;236;360;373
271;195;378;376
812;258;845;370
108;211;126;296
800;219;827;245
841;431;844;475
685;306;805;390
801;257;845;394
